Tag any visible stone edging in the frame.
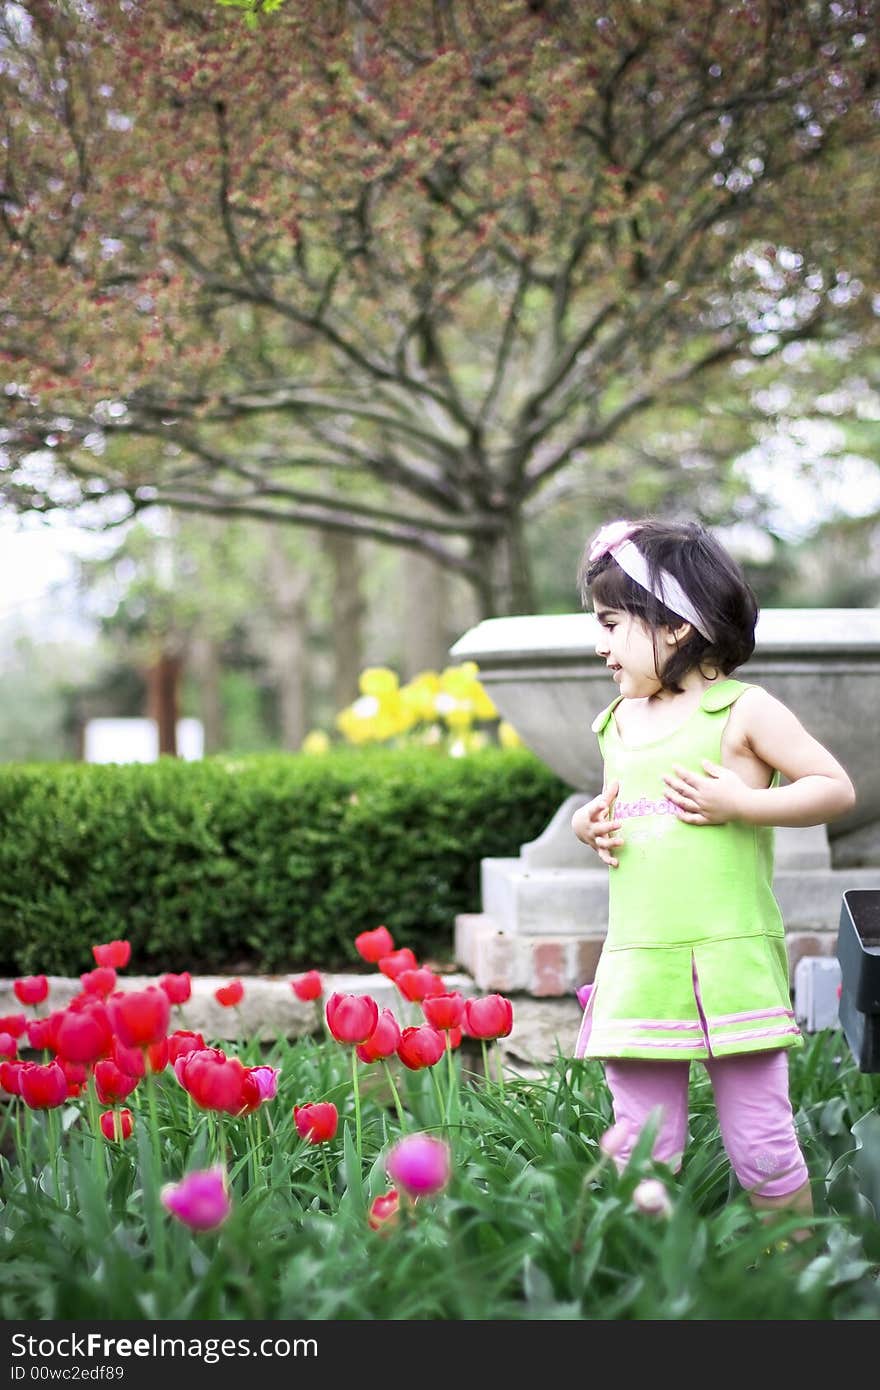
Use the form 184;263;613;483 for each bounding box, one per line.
0;973;582;1065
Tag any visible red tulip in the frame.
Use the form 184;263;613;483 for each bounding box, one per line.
423;992;466;1031
0;1032;17;1059
0;1060;23;1094
378;948;418;981
293;1102;338;1144
354;925;395;963
291;971;322;1002
159;972;192;1005
26;1017;56;1052
397;1024;446;1071
92;940;131;969
214;980;244;1008
446;1026;463;1050
356;1008;401;1063
107;987;170;1048
100;1108;134;1141
112;1037;145;1078
54;1000;113;1065
58;1058;88;1089
13;975;49;1006
0;1014;27;1039
175;1049;260;1115
80;966;117;998
463;994;514;1040
395;968;446;1003
368;1189;400;1233
19;1060;68;1109
325;992;379;1045
167;1029;206;1065
94;1059;139;1105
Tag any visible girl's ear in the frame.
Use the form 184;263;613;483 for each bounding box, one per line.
663;622;692;647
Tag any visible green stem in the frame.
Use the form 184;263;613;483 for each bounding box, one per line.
46;1105;61;1203
429;1063;447;1130
143;1064;167;1275
382;1060;407;1131
85;1074;104;1189
321;1149;335;1210
480;1039;490;1086
351;1048;362;1162
445;1038;457;1110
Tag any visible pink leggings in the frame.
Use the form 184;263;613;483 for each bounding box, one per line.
604;1050;809;1198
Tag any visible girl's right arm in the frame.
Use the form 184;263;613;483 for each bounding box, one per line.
572;778;623;866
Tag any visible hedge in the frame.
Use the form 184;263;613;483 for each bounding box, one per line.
0;748;569;975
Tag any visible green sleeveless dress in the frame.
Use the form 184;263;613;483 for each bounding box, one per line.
575;678;802;1061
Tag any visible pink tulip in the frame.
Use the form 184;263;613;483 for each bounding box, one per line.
161;1165;231;1231
0;1033;17;1059
386;1132;451;1198
325;992;379;1045
463;993;513;1040
249;1065;280;1102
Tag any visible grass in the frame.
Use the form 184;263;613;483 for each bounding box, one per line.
1;1027;879;1320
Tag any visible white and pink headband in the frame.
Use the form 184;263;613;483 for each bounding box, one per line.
589;519;713;642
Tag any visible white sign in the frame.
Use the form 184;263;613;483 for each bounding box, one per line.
83;718;204;764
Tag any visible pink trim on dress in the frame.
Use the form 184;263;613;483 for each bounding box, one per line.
600;1017;703;1032
708;1006;795;1026
710;1025;801;1046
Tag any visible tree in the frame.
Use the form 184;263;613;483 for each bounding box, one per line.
2;0;878;614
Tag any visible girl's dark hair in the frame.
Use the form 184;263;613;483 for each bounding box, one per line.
577;518;758;692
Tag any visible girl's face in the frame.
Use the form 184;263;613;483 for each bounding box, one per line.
593;608;663;698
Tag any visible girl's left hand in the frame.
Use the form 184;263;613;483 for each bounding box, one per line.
662;760;748;825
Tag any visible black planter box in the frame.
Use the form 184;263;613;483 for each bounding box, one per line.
836;889;880;1073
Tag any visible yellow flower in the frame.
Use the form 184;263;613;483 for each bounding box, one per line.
301;730;330;755
359;667;400;696
498;720;522;749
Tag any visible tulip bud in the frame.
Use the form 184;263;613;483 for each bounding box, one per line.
386;1132;451;1198
291;971;322;1002
161;1165;231;1231
632;1178;673;1218
100;1108;134;1141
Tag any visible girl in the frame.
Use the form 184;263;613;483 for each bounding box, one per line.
572;517;856;1223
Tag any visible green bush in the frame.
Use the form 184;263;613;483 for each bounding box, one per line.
0;748;568;975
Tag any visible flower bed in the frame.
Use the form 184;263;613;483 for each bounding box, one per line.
2;937;880;1320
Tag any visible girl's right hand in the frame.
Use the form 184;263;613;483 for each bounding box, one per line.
571;780;623;867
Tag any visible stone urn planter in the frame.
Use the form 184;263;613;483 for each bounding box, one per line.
449;608;880;997
837;889;880;1072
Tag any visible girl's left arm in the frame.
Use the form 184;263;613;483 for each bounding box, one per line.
664;688;857;828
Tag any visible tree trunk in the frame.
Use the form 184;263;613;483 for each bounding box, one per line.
470;513;536;618
188;634;224;754
146;651;180;756
401;550;450;676
321;531;366;709
264;535;310;751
